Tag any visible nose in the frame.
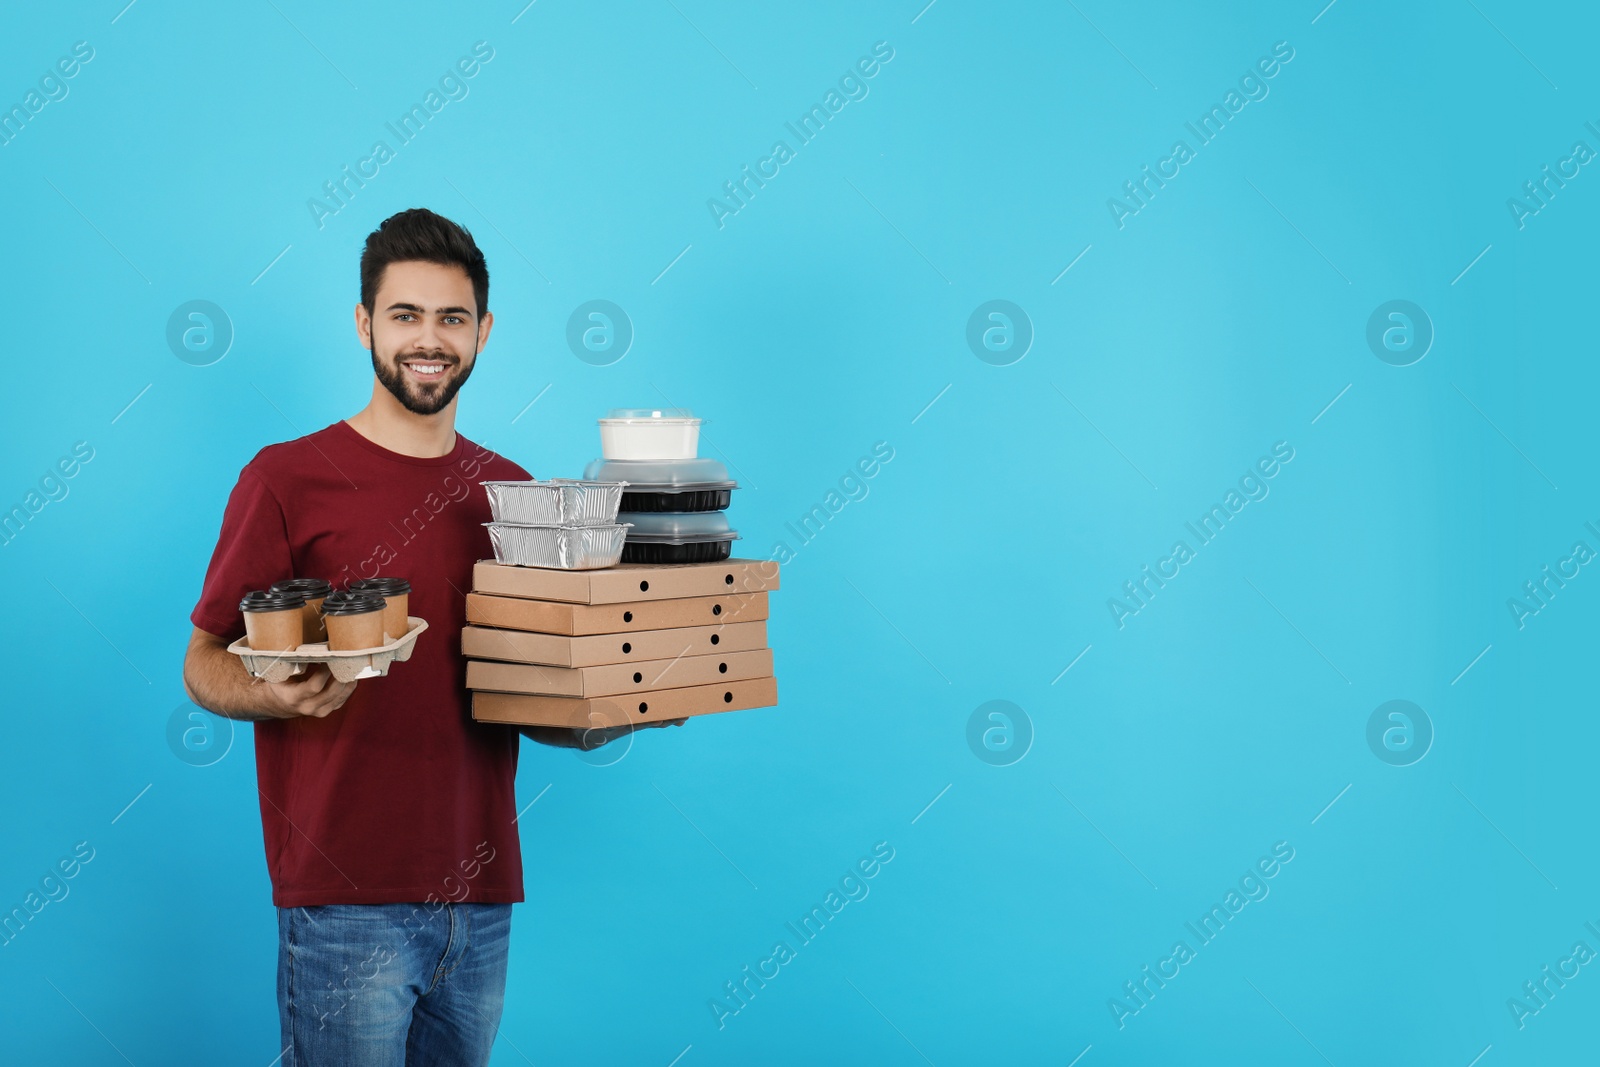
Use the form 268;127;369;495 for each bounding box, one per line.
410;317;448;355
414;323;442;352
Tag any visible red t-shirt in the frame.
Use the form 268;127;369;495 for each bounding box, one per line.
190;421;530;908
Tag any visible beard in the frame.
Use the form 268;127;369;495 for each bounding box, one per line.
371;346;475;416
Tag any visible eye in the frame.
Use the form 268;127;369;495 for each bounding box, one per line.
443;316;464;325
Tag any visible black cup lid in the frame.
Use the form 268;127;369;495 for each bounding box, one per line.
349;577;411;596
240;590;305;612
322;590;387;616
270;578;333;599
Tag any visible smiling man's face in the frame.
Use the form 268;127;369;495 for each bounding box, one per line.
357;260;492;416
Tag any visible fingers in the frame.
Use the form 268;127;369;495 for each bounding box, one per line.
276;664;331;696
576;726;618;749
267;666;357;718
330;680;356;705
307;680;358;718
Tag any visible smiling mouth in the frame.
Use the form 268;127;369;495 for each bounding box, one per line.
401;359;453;381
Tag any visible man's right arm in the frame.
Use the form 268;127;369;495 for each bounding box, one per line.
183;627;357;721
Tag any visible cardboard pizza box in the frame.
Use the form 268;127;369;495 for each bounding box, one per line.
466;648;773;698
472;557;780;605
461;620;768;668
472;676;779;728
465;591;768;636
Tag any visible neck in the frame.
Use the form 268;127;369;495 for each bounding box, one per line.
346;379;458;458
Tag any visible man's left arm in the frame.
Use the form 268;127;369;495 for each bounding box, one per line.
517;720;686;749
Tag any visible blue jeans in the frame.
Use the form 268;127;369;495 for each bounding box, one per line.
276;902;512;1066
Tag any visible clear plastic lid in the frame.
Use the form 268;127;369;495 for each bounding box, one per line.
480;478;625;488
618;510;739;543
583;457;736;489
600;407;699;423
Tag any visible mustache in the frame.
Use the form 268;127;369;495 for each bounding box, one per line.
397;350;460;365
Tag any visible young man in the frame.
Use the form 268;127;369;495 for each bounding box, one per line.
183;208;677;1065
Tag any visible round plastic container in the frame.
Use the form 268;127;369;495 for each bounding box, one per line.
582;457;736;512
616;510;740;564
598;407;701;460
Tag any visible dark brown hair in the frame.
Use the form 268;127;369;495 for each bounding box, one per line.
360;208;489;319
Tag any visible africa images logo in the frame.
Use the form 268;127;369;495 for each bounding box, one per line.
1108;841;1295;1029
1107;442;1294;628
306;42;495;230
706;41;895;229
1105;41;1295;229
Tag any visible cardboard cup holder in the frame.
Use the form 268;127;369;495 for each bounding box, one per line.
228;617;429;683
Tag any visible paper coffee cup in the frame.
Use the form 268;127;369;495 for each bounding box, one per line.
322;591;387;651
240;591;306;652
349;577;411;640
270;578;333;643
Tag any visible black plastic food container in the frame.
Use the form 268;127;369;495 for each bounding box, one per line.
615;510;740;565
619;486;733;513
621;539;736;564
584;457;736;514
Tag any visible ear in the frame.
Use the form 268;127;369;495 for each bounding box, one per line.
354;303;373;351
476;310;494;353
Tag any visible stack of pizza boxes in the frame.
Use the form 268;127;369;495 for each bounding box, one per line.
464;558;779;729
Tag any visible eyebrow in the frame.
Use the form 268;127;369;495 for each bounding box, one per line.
385;303;475;316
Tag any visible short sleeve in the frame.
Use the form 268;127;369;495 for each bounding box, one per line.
189;467;295;641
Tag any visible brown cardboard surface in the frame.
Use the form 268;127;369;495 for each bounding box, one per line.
472;676;779;728
465;591;768;636
299;598;327;644
326;608;385;652
227;617;429;684
244;606;302;652
467;648;773;697
461;620;768;667
472;557;780;605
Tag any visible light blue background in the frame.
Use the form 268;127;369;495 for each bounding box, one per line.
2;1;1596;1063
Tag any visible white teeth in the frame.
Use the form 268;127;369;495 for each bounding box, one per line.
409;363;444;376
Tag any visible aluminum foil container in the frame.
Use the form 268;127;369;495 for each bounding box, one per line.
482;480;626;526
485;522;631;570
